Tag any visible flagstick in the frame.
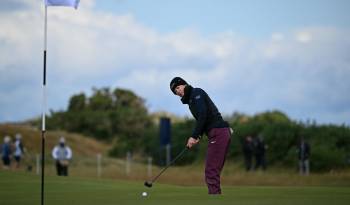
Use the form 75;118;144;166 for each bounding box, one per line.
41;5;48;205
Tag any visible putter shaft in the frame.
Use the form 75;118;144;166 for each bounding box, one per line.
144;147;187;187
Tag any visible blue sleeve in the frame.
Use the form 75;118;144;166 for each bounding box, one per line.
191;90;207;139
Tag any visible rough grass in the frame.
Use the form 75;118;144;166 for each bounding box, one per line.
0;124;110;157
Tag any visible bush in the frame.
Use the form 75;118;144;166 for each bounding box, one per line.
108;138;135;157
311;144;347;171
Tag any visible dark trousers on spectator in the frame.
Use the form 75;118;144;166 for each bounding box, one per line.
56;160;68;176
255;154;266;170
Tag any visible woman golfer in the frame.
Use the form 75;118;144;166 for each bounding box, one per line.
170;77;231;194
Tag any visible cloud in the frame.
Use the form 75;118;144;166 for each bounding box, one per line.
271;33;285;42
296;31;312;43
0;1;349;125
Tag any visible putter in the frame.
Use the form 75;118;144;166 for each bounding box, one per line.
144;147;188;188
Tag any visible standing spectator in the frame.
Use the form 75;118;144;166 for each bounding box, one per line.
14;133;25;169
1;136;12;169
253;135;267;171
52;137;72;176
242;136;254;171
298;137;310;175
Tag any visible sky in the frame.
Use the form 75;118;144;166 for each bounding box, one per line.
0;0;349;125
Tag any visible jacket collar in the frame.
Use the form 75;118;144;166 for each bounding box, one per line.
181;85;193;104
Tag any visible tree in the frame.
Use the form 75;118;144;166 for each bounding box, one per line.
88;87;113;111
68;93;86;111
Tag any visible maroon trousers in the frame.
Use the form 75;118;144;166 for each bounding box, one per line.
205;127;231;194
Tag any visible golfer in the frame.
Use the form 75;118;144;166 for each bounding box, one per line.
170;77;231;194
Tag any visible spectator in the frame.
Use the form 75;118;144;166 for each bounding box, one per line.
14;133;25;169
298;137;310;175
253;135;267;171
52;137;72;176
242;136;254;171
1;136;12;169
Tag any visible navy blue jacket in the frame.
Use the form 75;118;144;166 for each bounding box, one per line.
181;86;229;139
1;143;11;157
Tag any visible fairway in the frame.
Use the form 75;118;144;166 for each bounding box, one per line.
1;171;349;205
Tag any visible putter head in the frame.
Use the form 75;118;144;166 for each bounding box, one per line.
144;181;153;188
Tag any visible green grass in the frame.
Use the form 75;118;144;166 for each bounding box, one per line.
1;170;350;205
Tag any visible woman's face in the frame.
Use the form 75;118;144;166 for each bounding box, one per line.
175;85;186;97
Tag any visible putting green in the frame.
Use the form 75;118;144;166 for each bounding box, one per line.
1;171;349;205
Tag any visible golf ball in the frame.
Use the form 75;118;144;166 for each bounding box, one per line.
142;192;148;197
